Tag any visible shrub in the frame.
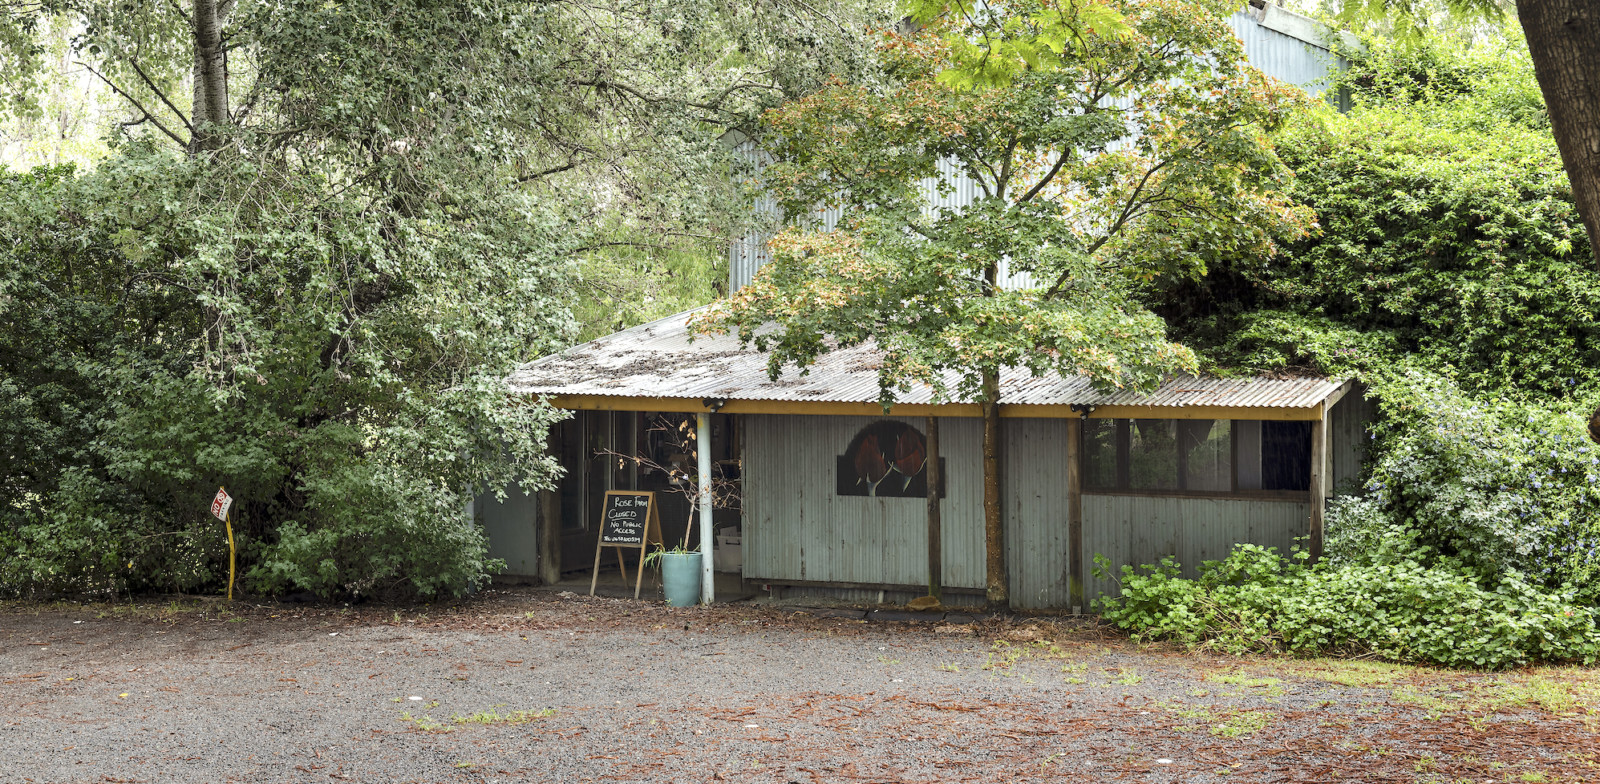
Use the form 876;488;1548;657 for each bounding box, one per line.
1324;370;1600;597
1096;545;1600;669
1151;29;1600;599
0;145;566;601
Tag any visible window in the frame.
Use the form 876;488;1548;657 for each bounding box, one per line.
1182;419;1232;491
1083;419;1118;491
1261;421;1312;491
1084;418;1307;495
1129;420;1178;490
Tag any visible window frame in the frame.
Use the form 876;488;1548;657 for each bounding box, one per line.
1081;417;1312;501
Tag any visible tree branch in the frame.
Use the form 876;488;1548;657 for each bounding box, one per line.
1043;157;1174;298
1018;147;1074;203
126;56;194;131
574;77;778;119
515;158;582;183
161;0;192;24
80;62;190;148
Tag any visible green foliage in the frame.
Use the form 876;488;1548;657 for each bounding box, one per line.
1327;0;1508;46
1325;370;1600;598
1096;545;1600;669
905;0;1134;90
0;6;45;122
697;0;1313;402
572;247;723;342
1;0;882;599
1122;32;1600;651
1170;32;1593;395
1148;29;1600;617
0;144;568;599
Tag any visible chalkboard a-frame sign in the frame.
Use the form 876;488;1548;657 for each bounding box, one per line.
589;490;662;599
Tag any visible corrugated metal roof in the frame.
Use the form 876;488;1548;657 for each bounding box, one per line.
508;309;1344;410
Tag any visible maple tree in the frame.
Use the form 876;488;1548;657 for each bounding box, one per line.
695;0;1314;607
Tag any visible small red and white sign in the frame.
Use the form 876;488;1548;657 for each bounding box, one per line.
211;487;233;521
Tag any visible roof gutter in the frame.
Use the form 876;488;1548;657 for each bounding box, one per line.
536;394;1341;422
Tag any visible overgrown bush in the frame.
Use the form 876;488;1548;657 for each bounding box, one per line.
0;143;567;601
1095;545;1600;669
1161;32;1597;397
1326;371;1600;597
1146;28;1600;607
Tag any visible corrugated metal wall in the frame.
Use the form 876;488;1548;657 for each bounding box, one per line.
727;145;1027;292
742;414;986;589
1002;419;1074;609
1228;9;1347;100
1081;495;1310;600
477;482;540;577
1329;386;1371;494
746;413;1344;607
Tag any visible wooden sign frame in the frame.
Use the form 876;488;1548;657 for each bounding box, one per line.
590;490;662;599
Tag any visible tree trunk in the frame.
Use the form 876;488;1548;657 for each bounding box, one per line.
191;0;230;152
1518;0;1600;263
925;415;942;602
981;368;1007;610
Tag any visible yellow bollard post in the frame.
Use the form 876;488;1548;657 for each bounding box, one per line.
225;509;235;601
213;486;237;601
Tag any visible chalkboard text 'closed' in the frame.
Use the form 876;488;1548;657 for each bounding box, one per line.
600;493;651;545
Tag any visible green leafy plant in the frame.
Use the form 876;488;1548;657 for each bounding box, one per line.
641;543;699;569
1095;545;1600;669
1155;26;1600;607
1;0;875;600
1324;371;1600;596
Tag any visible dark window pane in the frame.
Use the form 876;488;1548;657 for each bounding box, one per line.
1129;419;1178;490
1181;419;1231;492
1083;419;1118;491
1234;420;1262;490
1262;420;1312;491
557;415;586;531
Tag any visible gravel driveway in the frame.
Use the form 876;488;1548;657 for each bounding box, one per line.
3;589;1598;783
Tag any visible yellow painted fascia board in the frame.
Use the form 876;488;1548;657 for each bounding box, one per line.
539;394;980;417
1018;404;1325;421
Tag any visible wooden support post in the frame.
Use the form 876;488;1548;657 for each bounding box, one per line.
1309;409;1327;562
538;489;561;585
1066;417;1083;612
925;416;942;602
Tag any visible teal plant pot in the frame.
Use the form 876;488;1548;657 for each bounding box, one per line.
661;552;702;607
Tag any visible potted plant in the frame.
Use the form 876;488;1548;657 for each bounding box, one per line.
644;544;701;607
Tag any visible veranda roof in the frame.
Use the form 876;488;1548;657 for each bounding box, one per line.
508;309;1351;420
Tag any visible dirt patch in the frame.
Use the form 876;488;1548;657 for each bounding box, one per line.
3;590;1598;783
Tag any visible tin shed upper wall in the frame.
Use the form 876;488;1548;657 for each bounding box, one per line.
1229;5;1351;101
